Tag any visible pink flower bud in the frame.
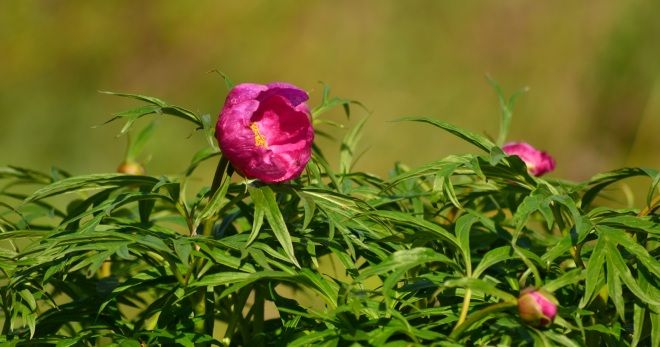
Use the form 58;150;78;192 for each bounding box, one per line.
518;288;558;328
502;142;555;176
215;82;314;183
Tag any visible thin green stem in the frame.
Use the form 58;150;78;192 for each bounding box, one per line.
251;286;265;346
454;288;472;329
192;288;207;334
204;289;215;339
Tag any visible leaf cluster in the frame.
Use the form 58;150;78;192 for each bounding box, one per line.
1;85;658;346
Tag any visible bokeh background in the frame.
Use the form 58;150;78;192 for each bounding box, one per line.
2;1;659;191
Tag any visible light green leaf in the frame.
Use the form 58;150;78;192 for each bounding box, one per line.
607;252;625;320
359;248;457;280
368;210;459;249
339;116;368;174
25;174;159;202
605;242;660;306
455;214;478;274
632;303;645;347
126;121;157;161
249;186;299;267
397;117;495;152
185;147;220;177
486;76;528;146
443;277;517;302
603;226;660;278
247;187;266;247
580;236;605;308
542;269;584;293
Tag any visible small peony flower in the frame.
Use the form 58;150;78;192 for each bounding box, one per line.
517;288;558;328
502;142;555;176
215;82;314;183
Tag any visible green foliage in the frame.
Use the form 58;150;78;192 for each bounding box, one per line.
1;86;658;346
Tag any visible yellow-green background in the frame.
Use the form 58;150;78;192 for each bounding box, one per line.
2;1;659;187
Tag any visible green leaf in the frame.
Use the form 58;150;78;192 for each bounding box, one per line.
605;241;660;306
296;191;316;231
443;277;517;302
486;76;528;146
249;186;299;267
18;289;36;311
542;269;584;293
473;246;520;278
100;91;168;107
173;238;192;265
582;167;658;208
298;268;338;308
544;331;581;347
209;69;235;90
247;187;266;247
368;210;459;249
581;236;606;308
288;329;335;347
359;247;457;280
397;117;495;152
455;214;477;274
311;82;367;119
603;226;660;278
339;116;368;174
387;154;471;186
100;91;203;127
185;147;220;176
652;306;660;347
190;271;263;287
607;251;625;319
24;174;159;202
194;159;231;226
601;214;660;235
126;121;157;161
632;303;645;347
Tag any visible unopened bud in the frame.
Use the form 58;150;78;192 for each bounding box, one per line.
117;161;145;175
518;288;557;328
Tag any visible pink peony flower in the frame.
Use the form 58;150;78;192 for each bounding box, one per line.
215;82;314;183
517;288;558;328
502;142;555;176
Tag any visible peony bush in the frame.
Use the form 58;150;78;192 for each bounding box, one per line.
0;79;658;346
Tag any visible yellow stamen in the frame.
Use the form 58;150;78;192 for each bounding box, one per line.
250;122;268;148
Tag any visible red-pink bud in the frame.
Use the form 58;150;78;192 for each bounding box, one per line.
502;142;555;176
518;288;558;328
215;82;314;183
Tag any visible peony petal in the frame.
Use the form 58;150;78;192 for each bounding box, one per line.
224;83;268;107
262;82;309;106
252;94;314;147
503;142;555;176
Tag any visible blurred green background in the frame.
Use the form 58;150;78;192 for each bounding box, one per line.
1;1;659;186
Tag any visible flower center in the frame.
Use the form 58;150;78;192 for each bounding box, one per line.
250;122;268;148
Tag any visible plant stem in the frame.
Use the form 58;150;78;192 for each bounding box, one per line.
449;301;517;340
192;287;207;334
252;286;265;346
639;194;660;217
454;288;472;328
205;289;215;339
